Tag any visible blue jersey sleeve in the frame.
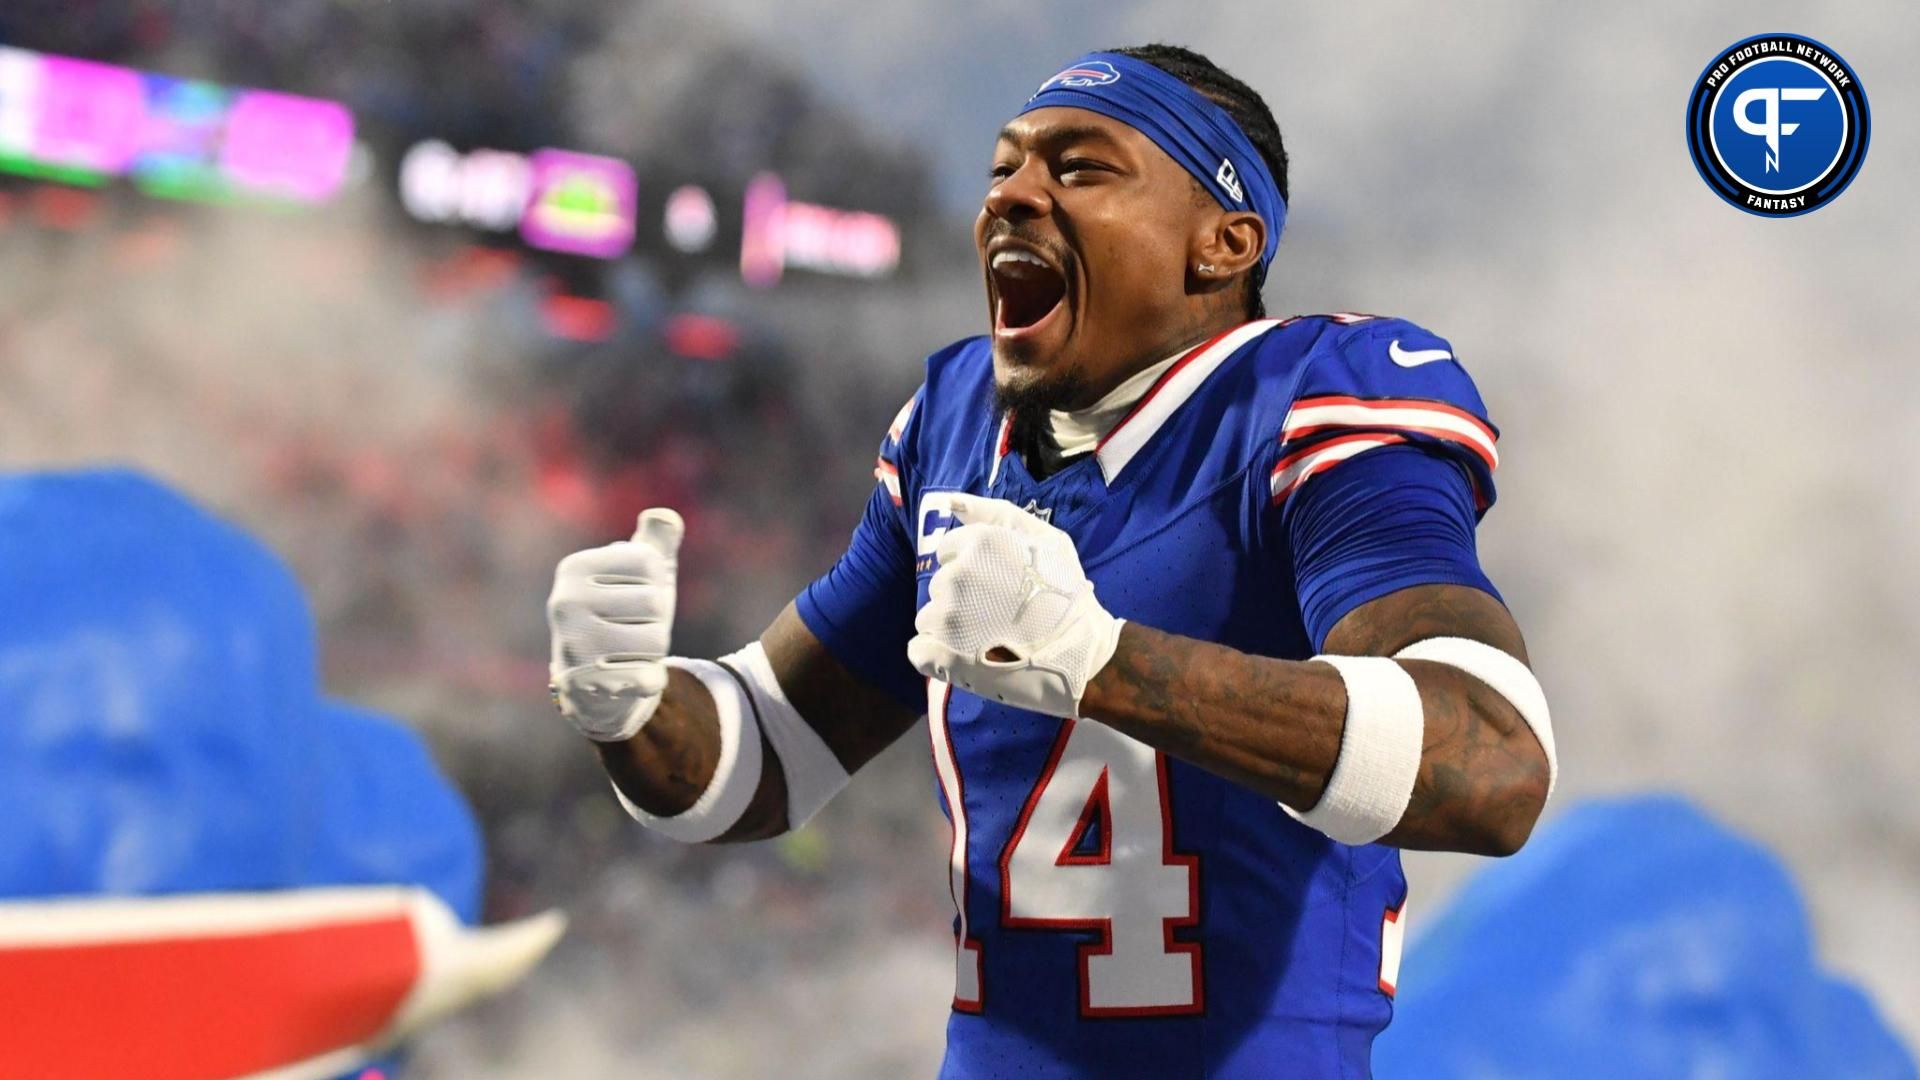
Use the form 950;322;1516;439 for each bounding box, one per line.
1284;444;1501;650
793;391;924;711
1271;317;1500;512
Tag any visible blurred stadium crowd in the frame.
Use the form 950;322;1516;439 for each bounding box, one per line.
1;0;974;1074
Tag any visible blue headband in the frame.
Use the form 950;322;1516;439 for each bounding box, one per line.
1018;52;1286;278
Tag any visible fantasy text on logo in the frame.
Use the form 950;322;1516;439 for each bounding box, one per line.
1685;34;1869;218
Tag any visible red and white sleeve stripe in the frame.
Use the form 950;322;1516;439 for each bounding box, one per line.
1269;432;1409;502
887;395;917;444
874;457;902;506
1270;395;1498;503
874;393;916;506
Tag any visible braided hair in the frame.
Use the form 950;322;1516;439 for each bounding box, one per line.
1112;44;1290;316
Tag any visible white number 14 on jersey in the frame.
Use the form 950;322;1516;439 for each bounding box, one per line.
929;680;1203;1017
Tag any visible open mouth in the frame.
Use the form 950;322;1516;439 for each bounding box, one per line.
990;247;1067;336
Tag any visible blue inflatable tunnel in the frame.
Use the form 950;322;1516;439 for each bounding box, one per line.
0;468;480;919
1376;795;1915;1078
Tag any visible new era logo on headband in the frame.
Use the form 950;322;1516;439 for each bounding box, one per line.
1033;59;1122;98
1019;52;1285;264
1215;159;1245;203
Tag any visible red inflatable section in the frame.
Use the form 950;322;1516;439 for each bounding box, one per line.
0;891;433;1080
0;912;417;1079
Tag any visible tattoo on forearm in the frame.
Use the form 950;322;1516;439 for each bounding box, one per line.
1089;583;1548;856
1336;585;1545;853
1092;627;1342;806
1386;662;1548;853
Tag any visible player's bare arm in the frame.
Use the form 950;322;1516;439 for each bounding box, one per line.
595;604;917;842
548;507;917;844
1081;583;1548;856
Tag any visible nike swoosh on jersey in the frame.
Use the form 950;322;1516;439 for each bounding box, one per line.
1388;340;1454;367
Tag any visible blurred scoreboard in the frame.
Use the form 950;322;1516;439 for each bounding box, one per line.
400;140;900;282
0;46;352;203
0;44;903;289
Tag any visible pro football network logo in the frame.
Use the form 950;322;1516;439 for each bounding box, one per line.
1032;60;1121;99
1685;33;1869;217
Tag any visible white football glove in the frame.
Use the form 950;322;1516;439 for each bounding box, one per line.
546;508;684;742
906;494;1124;718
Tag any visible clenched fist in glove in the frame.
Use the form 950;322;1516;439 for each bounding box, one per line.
547;508;685;742
906;494;1125;718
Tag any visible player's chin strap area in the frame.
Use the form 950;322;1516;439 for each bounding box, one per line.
610;642;850;843
1284;637;1555;846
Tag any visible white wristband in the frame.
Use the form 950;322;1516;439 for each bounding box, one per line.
610;644;853;842
1395;636;1556;800
611;658;764;843
1284;655;1425;846
719;642;850;829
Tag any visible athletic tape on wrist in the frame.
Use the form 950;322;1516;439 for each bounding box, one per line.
1284;655;1424;846
610;658;763;843
718;641;850;829
1394;636;1556;799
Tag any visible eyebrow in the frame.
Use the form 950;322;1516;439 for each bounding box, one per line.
993;123;1122;152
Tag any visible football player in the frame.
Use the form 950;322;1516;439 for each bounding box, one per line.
547;44;1555;1077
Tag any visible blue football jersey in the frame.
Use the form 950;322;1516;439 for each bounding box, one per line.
798;314;1502;1078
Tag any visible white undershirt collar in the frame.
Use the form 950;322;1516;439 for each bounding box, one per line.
984;320;1284;489
1046;348;1186;458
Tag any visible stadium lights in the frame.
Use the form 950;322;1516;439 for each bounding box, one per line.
401;141;638;260
399;140;532;232
0;46;353;204
739;172;902;287
520;149;637;259
0;42;905;291
663;184;718;253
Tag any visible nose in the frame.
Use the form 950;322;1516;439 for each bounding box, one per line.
983;157;1053;223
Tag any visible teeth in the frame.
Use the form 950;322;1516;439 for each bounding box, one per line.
991;249;1050;271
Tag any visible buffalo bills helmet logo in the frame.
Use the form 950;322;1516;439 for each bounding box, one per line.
1032;60;1122;99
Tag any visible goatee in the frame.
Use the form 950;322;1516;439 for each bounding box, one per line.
992;359;1090;475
